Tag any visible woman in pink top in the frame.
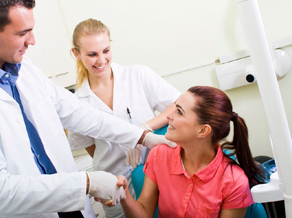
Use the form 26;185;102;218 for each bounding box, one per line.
111;86;262;217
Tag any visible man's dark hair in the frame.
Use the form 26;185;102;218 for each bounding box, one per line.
0;0;35;32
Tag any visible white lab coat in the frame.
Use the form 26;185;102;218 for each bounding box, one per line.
0;57;143;218
68;63;181;217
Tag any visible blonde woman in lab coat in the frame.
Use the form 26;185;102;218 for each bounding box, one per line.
68;19;181;218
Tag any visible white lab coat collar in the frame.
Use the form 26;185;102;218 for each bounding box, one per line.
0;65;25;102
76;63;127;115
0;88;14;102
111;63;127;114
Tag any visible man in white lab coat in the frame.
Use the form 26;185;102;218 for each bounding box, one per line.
0;1;176;217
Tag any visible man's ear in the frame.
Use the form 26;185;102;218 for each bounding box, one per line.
197;124;212;138
71;48;80;60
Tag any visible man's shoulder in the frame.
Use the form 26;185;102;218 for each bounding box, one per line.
21;56;34;67
20;56;41;72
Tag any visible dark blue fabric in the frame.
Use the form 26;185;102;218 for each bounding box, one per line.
9;76;57;174
0;63;20;96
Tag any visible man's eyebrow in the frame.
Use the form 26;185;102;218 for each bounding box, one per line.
16;28;33;34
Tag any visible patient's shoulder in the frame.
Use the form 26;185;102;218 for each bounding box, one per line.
149;144;179;160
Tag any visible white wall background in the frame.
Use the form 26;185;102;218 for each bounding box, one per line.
51;0;292;158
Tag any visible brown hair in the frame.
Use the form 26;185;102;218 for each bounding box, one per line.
72;19;111;88
188;86;261;187
0;0;35;32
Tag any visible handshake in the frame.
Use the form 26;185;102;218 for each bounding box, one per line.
86;124;177;204
86;171;125;205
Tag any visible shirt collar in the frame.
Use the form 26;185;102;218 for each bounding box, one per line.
77;63;122;98
77;77;91;97
171;145;224;183
0;63;21;84
171;145;187;175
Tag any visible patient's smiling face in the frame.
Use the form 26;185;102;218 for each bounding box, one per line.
166;92;204;145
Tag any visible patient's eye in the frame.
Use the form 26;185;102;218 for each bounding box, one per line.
177;109;182;115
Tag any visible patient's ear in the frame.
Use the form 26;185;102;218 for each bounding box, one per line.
197;124;211;138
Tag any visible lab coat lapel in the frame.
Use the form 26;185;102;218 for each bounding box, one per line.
112;64;127;116
0;88;15;102
90;92;112;114
15;72;37;124
78;78;112;114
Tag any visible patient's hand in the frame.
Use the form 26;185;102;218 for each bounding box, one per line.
94;197;121;207
117;175;128;190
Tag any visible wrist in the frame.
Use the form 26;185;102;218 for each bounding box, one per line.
124;185;131;199
137;130;149;145
86;172;90;194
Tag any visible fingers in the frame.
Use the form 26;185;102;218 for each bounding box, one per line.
116;175;126;187
94;198;102;202
133;149;140;169
117;175;128;189
132;150;138;169
126;148;139;169
93;198;115;207
126;149;131;166
166;140;177;148
103;199;115;207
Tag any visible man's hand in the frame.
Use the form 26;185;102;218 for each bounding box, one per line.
126;144;143;169
142;132;177;150
86;171;126;205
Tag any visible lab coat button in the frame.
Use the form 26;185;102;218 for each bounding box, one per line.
16;117;22;123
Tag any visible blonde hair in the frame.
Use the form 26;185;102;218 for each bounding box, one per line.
72;19;111;88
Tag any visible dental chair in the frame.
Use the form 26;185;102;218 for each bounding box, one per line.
131;125;268;218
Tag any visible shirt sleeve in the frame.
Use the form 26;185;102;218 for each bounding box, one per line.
45;78;143;150
138;65;181;112
222;166;254;209
68;131;95;150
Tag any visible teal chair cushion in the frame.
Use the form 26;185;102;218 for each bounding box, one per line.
131;165;145;198
131;165;159;218
245;203;268;218
131;125;167;217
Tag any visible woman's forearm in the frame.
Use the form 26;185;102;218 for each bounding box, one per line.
146;103;176;130
85;144;95;158
120;188;149;218
120;175;158;218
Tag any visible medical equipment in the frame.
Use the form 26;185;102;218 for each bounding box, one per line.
235;0;292;217
215;49;291;91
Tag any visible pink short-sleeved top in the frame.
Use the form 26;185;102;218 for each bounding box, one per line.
144;144;254;218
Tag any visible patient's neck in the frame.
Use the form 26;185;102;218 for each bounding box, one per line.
180;143;216;176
